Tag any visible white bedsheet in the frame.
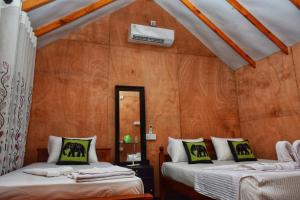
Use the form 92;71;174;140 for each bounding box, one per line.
161;160;300;200
0;162;144;200
161;159;274;187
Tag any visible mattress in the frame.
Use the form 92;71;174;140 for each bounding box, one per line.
161;159;274;187
162;160;300;200
0;162;144;200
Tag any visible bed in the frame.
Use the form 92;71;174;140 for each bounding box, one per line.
159;139;300;200
0;148;152;200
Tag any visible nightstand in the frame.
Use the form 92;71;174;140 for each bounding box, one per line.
125;164;154;195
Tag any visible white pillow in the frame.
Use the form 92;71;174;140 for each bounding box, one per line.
167;137;203;162
47;135;98;163
211;136;243;161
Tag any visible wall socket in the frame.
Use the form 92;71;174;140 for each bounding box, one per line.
146;133;156;141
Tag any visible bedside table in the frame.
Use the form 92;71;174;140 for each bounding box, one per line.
125;164;154;195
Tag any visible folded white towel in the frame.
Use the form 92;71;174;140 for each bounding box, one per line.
292;140;300;166
70;170;135;179
76;166;132;174
69;166;135;182
237;162;298;171
74;175;135;183
23;166;73;177
276;141;294;162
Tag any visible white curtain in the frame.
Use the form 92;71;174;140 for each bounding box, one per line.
0;0;36;175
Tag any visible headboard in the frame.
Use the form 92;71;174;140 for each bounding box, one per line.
159;139;217;173
37;148;112;163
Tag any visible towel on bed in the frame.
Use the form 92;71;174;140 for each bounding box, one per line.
23;166;73;177
276;141;294;162
69;166;135;182
292;140;300;166
236;162;299;171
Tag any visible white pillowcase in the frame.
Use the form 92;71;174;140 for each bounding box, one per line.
211;136;243;161
167;137;203;162
47;135;98;163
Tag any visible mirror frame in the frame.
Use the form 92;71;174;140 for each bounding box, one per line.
115;85;148;165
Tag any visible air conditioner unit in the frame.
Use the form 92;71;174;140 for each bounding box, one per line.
128;24;174;47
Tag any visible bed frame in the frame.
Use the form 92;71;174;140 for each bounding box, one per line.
159;139;216;200
36;148;153;200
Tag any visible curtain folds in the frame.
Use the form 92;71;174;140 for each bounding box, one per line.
0;2;36;175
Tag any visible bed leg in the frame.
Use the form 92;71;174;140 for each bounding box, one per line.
160;185;167;200
159;146;167;200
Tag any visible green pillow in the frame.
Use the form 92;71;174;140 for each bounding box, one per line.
57;138;91;165
182;141;213;164
228;140;257;162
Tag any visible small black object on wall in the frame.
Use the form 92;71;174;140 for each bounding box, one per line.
4;0;13;4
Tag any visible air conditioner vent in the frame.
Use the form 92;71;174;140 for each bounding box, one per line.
132;35;164;44
128;24;174;47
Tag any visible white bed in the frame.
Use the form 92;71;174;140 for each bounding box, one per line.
0;162;144;200
162;160;300;200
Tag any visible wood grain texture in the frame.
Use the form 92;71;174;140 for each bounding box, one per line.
236;51;300;122
27;0;239;197
65;15;110;45
291;0;300;9
25;40;109;164
236;42;300;160
34;0;115;37
109;0;215;56
108;46;182;195
178;55;240;138
22;0;54;12
292;42;300;95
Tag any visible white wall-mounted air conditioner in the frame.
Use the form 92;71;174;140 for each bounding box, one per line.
128;24;174;47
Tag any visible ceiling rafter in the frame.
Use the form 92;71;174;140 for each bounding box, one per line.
291;0;300;9
34;0;115;37
180;0;256;68
227;0;289;55
22;0;54;12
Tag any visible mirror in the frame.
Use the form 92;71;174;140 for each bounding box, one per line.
115;86;148;165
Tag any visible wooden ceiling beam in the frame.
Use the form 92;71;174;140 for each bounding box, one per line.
180;0;256;68
22;0;54;12
291;0;300;9
34;0;115;37
227;0;289;55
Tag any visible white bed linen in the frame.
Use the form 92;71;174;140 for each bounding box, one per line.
161;159;274;187
0;162;143;200
162;160;300;200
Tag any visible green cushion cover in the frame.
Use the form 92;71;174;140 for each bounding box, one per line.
228;140;257;162
57;138;91;165
182;141;213;164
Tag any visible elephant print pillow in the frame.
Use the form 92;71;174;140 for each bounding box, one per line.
57;138;92;165
227;140;257;162
182;141;213;164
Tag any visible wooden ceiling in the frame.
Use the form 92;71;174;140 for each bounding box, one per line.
34;0;115;37
22;0;296;68
291;0;300;9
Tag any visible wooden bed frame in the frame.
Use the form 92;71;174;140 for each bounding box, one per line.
36;148;153;200
159;139;216;200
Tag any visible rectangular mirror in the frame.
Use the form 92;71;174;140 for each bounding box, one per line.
115;86;148;165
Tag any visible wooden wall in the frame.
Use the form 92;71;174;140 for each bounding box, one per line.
25;0;240;196
235;42;300;159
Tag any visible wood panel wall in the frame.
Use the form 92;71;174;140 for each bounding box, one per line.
25;0;240;197
235;42;300;159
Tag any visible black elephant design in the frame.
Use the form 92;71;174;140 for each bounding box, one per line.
191;144;208;157
236;143;252;155
62;142;86;157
